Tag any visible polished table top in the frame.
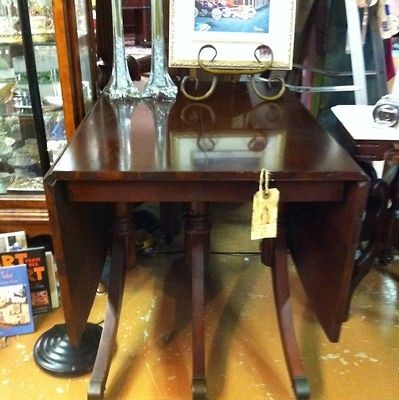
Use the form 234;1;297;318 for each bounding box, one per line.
49;83;367;187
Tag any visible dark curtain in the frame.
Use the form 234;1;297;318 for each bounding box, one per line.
290;0;386;134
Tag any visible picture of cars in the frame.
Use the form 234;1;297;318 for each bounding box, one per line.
194;0;225;20
194;0;257;21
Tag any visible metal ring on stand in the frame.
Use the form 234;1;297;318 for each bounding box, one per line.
180;44;279;101
251;76;286;101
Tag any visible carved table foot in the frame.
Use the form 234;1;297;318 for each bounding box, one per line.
87;378;106;400
185;202;210;400
192;377;208;400
293;376;310;400
378;247;395;266
261;232;310;400
87;203;135;400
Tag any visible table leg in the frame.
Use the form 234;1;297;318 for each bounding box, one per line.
261;234;310;400
88;203;134;400
351;178;389;290
160;202;181;244
185;202;210;400
378;164;399;265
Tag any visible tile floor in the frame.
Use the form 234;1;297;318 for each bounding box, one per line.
1;203;399;400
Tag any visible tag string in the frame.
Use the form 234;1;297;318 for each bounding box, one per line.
259;169;270;196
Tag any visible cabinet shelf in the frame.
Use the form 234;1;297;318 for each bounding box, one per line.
0;32;55;45
0;107;63;118
0;193;50;237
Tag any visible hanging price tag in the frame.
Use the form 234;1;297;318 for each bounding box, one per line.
251;169;279;240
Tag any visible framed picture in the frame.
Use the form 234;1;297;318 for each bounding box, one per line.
169;0;296;70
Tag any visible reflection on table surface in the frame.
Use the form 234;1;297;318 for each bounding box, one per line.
167;94;286;170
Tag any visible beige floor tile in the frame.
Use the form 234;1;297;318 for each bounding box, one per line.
1;203;398;400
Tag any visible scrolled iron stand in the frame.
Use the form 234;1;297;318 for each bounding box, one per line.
180;44;286;102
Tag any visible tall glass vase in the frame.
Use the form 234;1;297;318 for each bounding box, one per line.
103;0;141;100
142;0;177;100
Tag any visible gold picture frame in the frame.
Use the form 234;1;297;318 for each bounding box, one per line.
168;0;296;70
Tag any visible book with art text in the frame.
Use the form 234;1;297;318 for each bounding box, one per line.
0;264;35;337
0;247;52;315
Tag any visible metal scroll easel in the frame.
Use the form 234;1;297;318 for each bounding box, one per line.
180;44;286;102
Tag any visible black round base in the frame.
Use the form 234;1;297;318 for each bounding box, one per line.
33;323;102;376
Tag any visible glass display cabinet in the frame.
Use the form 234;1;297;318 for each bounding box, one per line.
0;0;96;238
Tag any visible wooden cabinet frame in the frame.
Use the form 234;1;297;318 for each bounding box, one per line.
53;0;97;139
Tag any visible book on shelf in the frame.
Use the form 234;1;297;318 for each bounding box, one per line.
0;264;35;337
6;177;44;193
45;251;59;309
0;247;52;315
0;231;28;253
